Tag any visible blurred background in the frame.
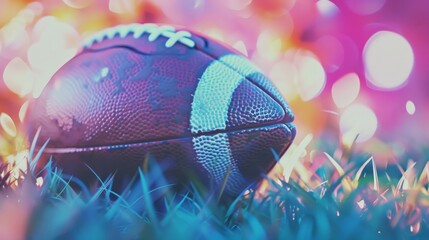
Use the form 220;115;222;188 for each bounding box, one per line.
0;0;428;167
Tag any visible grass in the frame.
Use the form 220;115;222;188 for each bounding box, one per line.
0;131;428;239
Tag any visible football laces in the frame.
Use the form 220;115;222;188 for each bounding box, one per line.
83;23;196;48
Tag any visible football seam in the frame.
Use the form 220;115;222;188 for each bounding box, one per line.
83;23;196;48
41;122;294;153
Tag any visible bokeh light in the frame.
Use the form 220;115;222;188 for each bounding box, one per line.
63;0;93;9
0;112;17;138
406;100;416;115
3;57;34;97
109;0;140;14
269;59;299;100
27;16;80;98
294;53;326;101
256;29;283;60
340;104;378;143
0;3;43;52
332;73;360;108
316;0;340;17
363;31;414;90
19;101;29;123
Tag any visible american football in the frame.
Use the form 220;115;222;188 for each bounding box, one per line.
24;23;296;196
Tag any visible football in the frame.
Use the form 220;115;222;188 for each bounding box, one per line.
24;23;296;196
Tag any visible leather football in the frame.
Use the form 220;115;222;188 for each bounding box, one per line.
25;23;296;196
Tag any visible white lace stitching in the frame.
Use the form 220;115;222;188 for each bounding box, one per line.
83;23;196;48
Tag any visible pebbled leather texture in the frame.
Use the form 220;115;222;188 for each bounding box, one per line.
25;23;296;197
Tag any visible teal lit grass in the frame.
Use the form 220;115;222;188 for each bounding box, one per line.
0;133;428;239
